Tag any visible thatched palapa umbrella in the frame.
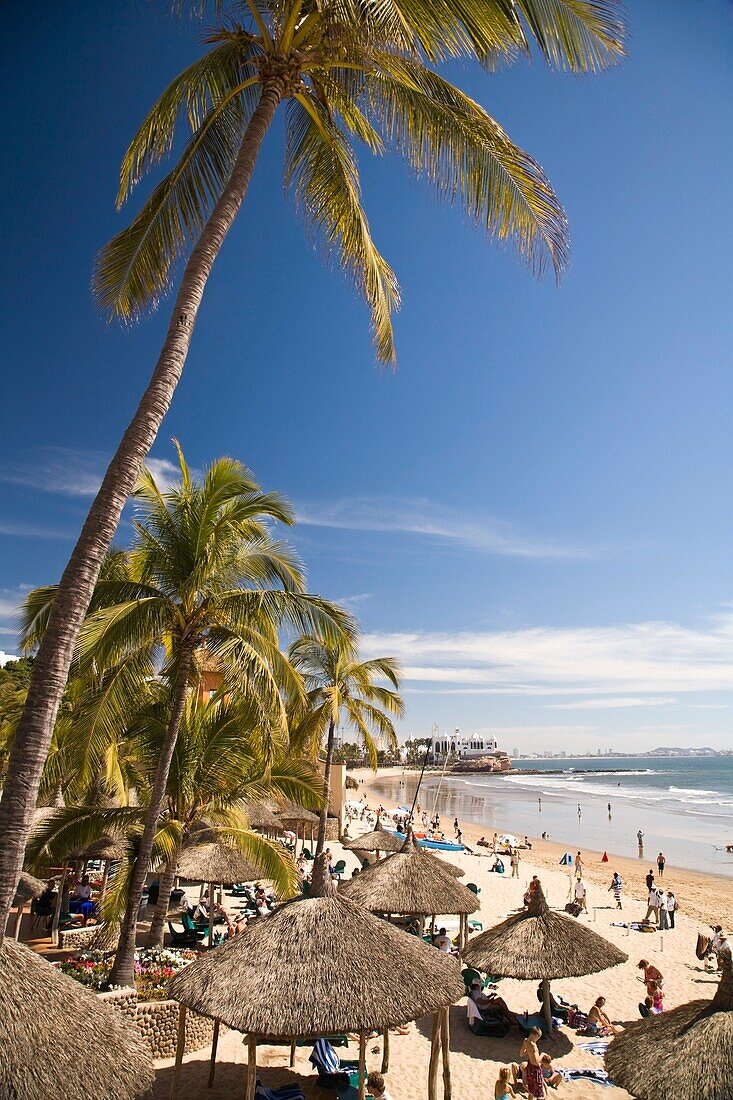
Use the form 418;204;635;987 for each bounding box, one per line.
10;872;46;941
274;800;320;853
244;801;284;836
340;833;479;948
605;947;733;1100
0;939;153;1099
177;841;266;947
168;855;464;1100
463;885;627;1029
342;817;404;856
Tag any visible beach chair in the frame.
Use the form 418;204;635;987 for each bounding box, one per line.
331;859;346;880
309;1039;362;1090
465;882;481;895
30;896;54;930
467;919;483;933
301;848;314;861
461;967;488;995
466;999;509;1038
255;1079;305;1100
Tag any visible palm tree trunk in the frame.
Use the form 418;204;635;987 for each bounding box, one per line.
107;646;194;986
314;720;335;860
147;857;178;947
0;81;285;943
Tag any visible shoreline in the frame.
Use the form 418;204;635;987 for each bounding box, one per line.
350;767;733;929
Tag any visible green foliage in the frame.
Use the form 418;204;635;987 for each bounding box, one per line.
94;1;625;361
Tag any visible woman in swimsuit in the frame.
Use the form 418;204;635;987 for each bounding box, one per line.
494;1067;516;1099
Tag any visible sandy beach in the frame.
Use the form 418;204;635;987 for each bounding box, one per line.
152;767;732;1100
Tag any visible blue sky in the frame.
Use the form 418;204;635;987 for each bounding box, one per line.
2;1;733;753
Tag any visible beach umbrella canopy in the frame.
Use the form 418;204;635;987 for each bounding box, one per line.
425;854;465;878
83;834;128;861
340;834;479;917
244;802;283;833
168;859;464;1036
343;818;404;854
497;834;520;848
274;800;320;826
0;940;154;1100
605;948;733;1100
177;841;263;884
463;885;627;1027
12;872;46;906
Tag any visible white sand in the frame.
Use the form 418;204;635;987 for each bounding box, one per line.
152;806;722;1100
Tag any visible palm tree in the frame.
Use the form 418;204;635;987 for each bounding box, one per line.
26;692;322;946
289;636;403;859
0;0;625;941
20;448;351;984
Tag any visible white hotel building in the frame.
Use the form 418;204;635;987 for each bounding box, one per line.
430;728;499;761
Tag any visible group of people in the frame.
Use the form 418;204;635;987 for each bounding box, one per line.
643;868;678;928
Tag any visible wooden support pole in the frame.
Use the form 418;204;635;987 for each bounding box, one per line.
170;1004;187;1100
381;1026;390;1073
357;1030;367;1100
427;1012;441;1100
440;1006;452;1100
289;1039;296;1067
246;1034;257;1100
542;979;553;1031
12;902;26;941
99;860;111;907
207;1020;220;1088
51;867;68;946
208;880;215;949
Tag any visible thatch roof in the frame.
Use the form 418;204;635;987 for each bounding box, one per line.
345;774;359;790
605;948;733;1100
463;885;627;980
426;854;465;878
13;872;46;905
177;842;263;884
0;940;154;1099
168;856;463;1037
342;819;404;854
244;802;283;833
83;834;127;861
339;835;479;916
274;800;320;825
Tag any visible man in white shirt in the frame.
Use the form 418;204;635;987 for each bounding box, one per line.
435;927;453;953
644;887;660;924
658;890;669;930
574;878;587;912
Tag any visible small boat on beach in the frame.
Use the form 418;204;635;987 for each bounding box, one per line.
389;829;465;852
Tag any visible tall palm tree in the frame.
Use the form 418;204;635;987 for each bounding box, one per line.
20;448;351;984
0;0;625;941
289;636;403;858
26;692;322;945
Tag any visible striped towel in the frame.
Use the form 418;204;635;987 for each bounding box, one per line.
255;1081;305;1100
559;1069;613;1087
578;1040;610;1056
309;1039;342;1074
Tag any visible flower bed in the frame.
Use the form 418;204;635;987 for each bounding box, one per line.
56;946;200;1001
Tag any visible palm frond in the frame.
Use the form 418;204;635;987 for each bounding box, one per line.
284;95;400;363
515;0;626;72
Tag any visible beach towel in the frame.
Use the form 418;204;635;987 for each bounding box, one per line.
255;1081;305;1100
310;1039;341;1075
579;1040;610;1056
559;1069;614;1087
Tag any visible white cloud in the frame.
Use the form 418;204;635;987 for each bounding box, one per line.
546;696;676;710
0;650;19;666
296;496;588;560
4;448;183;497
361;610;733;698
0;520;67;540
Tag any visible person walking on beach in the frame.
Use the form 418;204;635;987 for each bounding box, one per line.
538;797;542;812
454;817;459;834
609;871;623;909
665;890;677;929
511;849;520;878
575;851;584;880
574;877;587;912
645;869;655;892
577;803;582;820
657;852;666;877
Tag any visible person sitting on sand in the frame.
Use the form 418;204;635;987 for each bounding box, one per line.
588;996;622;1037
540;1054;562;1090
638;995;654;1018
366;1070;393;1100
524;835;532;849
494;1067;516;1099
648;980;664;1013
515;1027;545;1098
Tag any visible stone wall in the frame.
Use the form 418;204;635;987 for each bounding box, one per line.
101;987;217;1059
59;925;98;951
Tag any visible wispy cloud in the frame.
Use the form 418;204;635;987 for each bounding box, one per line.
4;448;182;498
296;496;588;560
546;696;676;710
361;610;733;699
0;520;68;540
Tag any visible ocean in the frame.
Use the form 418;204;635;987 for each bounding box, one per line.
368;756;733;879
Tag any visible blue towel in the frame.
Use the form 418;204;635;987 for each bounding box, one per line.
309;1039;342;1075
255;1081;305;1100
579;1040;610;1056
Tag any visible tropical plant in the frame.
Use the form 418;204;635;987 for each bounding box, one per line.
0;0;625;943
19;448;350;984
288;636;403;858
26;692;321;949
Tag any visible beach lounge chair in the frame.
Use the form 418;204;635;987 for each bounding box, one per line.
466;999;509;1038
30;896;55;930
331;859;346;880
301;848;314;861
461;967;488;994
309;1039;361;1090
255;1079;305;1100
